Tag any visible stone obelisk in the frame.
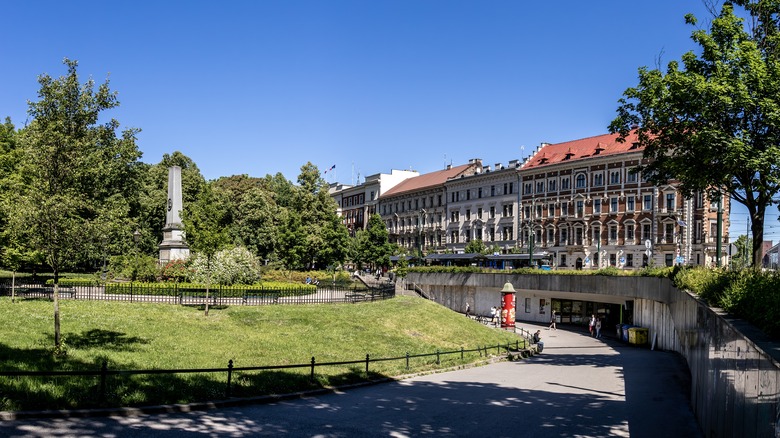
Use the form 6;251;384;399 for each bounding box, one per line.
159;166;190;264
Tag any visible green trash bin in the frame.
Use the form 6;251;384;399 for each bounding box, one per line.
628;327;648;345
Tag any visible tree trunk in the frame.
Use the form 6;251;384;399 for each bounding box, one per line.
205;257;210;317
53;270;61;349
750;203;766;269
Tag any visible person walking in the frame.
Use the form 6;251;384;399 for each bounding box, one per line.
549;310;557;330
490;306;497;326
589;314;596;337
595;317;602;338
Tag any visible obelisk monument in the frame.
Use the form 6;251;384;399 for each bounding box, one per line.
159;166;190;264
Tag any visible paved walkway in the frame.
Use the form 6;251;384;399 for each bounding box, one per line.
0;323;702;437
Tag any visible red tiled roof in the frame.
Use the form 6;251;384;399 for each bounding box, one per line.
523;131;641;169
381;163;477;198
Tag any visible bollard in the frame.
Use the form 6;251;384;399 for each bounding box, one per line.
226;360;233;398
310;356;316;382
365;354;370;375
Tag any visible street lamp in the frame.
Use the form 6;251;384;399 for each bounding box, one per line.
418;209;426;260
133;229;141;282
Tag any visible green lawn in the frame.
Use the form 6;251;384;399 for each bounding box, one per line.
0;295;526;411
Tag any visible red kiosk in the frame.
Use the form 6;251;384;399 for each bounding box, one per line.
500;282;516;329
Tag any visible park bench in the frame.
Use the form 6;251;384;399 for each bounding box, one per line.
242;292;280;305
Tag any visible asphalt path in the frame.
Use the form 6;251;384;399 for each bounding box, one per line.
0;323;702;437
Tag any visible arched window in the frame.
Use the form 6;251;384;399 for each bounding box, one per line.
575;173;587;188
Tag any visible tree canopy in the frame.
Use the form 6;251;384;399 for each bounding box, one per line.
610;1;780;267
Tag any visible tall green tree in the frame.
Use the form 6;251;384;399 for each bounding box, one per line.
14;59;142;349
361;213;394;269
731;234;754;269
464;238;488;255
611;1;780;268
182;182;231;316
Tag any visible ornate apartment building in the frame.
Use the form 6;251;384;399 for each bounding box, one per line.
330;132;730;269
519;132;729;269
442;160;520;253
378;161;483;253
329;169;419;236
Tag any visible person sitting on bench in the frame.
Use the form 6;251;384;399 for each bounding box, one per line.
532;330;544;351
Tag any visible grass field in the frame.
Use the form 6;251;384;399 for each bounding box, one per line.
0;295;526;411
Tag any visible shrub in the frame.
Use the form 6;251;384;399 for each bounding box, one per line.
189;246;262;286
159;259;191;283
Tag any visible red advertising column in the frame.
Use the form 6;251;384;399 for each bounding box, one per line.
500;282;516;329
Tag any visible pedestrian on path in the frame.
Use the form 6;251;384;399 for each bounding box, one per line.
549;310;557;330
596;318;602;338
589;314;596;337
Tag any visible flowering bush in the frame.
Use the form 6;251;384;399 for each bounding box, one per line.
189;246;262;285
159;259;191;283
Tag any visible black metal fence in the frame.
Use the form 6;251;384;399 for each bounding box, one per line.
0;281;395;305
0;341;529;411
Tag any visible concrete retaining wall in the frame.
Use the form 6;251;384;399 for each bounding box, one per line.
399;272;780;438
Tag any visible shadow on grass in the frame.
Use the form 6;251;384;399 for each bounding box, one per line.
67;329;148;351
0;341;392;412
183;304;230;311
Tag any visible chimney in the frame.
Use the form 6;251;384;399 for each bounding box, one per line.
446;164;452;170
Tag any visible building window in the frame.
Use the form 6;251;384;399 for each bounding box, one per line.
451;210;459;222
478;207;483;219
560;254;567;266
665;253;674;267
609;225;618;242
643;194;652;211
524;183;532;195
524;205;531;219
548;204;555;217
503;204;513;217
561;177;570;190
561;201;568;217
451;231;459;244
665;193;675;212
665;223;674;243
576;174;587;188
548;179;557;191
536;181;545;193
627;196;635;212
478;187;483;198
627;253;634;267
561;228;569;245
536;205;542;218
547;228;554;245
610;197;619;213
490;206;496;219
642;224;652;242
593;173;604;186
438;195;442;206
509;182;514;194
594;199;602;214
610;253;617;266
626;224;635;242
466;190;471;201
610;171;620;184
627;171;638;183
465;229;471;242
575;227;583;245
525;297;531;313
466;209;471;221
576;200;584;218
491;185;496;196
592;226;601;245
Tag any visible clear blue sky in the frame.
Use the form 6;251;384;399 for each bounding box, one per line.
1;1;777;242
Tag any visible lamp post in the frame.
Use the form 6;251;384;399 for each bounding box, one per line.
133;229;141;282
418;209;426;261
